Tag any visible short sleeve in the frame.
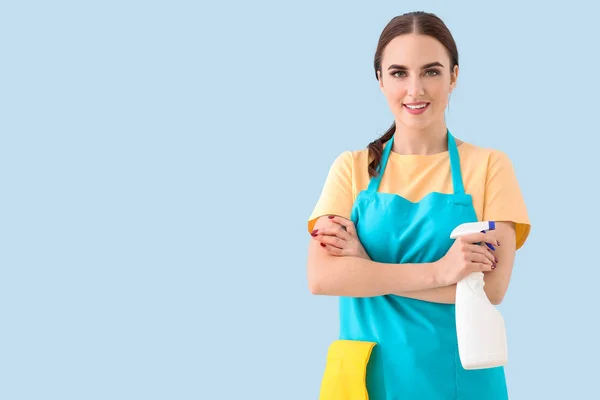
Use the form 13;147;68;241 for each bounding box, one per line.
482;152;531;249
307;151;354;233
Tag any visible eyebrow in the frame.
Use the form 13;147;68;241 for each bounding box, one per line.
387;62;444;70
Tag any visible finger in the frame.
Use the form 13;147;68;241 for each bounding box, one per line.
312;234;345;249
469;244;497;264
484;242;496;252
478;229;499;251
459;231;500;247
328;215;357;236
322;243;344;256
468;252;494;266
313;224;352;241
470;261;495;272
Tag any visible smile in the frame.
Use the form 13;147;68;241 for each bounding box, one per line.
403;102;430;114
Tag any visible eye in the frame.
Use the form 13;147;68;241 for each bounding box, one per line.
391;70;406;78
425;69;441;76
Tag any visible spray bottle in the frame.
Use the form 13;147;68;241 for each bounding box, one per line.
450;221;508;370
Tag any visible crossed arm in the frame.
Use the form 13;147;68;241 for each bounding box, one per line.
306;216;517;305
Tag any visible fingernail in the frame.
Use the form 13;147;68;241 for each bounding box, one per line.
486;242;496;251
311;229;318;236
328;215;334;219
491;264;496;269
494;258;498;263
320;242;326;247
497;240;500;246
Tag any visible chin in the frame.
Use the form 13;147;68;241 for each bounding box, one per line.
398;117;433;130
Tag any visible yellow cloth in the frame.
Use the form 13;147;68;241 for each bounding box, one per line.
308;140;531;249
319;340;377;400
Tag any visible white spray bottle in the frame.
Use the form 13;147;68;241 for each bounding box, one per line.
450;221;508;370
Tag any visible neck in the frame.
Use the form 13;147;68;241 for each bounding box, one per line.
391;120;449;155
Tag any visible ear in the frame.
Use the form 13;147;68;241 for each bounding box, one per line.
449;65;459;92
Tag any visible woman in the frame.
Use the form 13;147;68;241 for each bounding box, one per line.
306;11;531;400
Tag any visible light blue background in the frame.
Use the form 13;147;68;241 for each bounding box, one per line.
1;1;597;399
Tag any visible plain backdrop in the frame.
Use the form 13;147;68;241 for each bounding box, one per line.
1;1;598;399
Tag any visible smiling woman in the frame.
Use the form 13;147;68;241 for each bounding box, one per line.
306;11;531;400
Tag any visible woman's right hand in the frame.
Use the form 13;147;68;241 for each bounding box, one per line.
434;231;499;286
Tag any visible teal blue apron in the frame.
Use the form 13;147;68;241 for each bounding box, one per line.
342;131;508;399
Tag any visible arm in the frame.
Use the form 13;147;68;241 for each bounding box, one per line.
481;221;516;304
393;284;458;304
307;216;442;297
395;221;517;305
401;150;530;305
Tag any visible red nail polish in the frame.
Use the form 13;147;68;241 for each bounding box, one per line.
311;233;318;237
497;240;500;246
320;242;326;247
328;215;334;219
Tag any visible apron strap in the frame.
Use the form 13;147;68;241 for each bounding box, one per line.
367;134;394;193
447;131;465;195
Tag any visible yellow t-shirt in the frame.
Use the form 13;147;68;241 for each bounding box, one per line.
308;140;531;249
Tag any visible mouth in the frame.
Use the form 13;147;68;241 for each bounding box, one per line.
403;102;430;115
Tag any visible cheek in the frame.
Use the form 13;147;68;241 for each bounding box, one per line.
436;93;449;109
383;84;407;103
427;85;450;108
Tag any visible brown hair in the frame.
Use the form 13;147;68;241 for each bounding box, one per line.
368;11;459;177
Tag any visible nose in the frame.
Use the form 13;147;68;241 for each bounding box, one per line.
407;76;425;97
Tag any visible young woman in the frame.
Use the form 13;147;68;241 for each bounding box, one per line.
306;11;531;400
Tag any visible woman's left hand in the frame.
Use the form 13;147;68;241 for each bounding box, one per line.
310;215;371;260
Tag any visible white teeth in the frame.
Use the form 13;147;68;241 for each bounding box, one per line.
406;103;428;109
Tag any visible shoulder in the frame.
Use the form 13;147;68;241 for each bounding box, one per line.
457;140;513;171
328;148;371;172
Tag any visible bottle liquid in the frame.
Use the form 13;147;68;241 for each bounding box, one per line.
450;221;508;370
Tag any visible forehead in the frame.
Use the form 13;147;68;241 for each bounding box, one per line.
382;34;449;67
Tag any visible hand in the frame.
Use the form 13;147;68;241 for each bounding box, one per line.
310;215;371;260
435;231;499;286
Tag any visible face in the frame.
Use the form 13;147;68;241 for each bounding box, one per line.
377;33;458;130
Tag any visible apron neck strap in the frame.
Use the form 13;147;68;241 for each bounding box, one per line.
367;134;394;193
447;131;465;195
366;130;465;195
